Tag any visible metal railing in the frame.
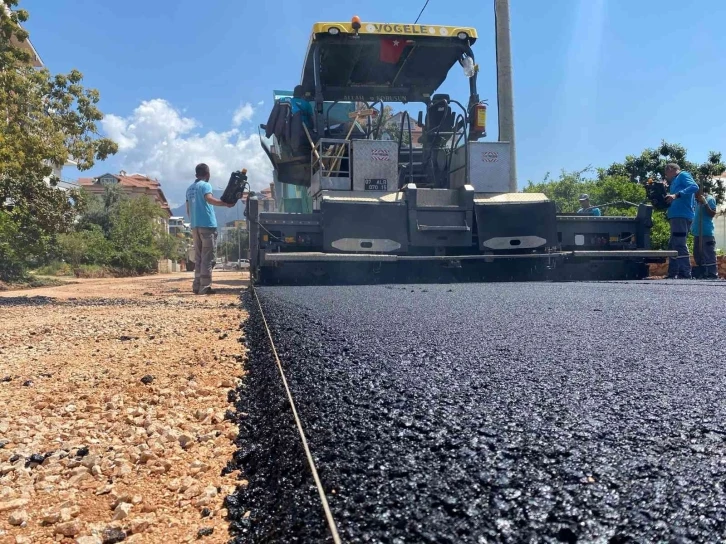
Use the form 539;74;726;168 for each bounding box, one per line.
312;138;351;179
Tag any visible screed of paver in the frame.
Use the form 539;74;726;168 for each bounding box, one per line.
0;272;248;544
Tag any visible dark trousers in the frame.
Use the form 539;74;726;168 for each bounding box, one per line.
667;218;692;278
693;236;717;278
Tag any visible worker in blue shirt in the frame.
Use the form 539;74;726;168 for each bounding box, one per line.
185;163;235;295
663;163;699;279
290;85;314;129
691;185;718;279
577;194;601;216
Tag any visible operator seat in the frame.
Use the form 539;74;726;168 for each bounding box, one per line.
425;94;455;140
422;94;455;188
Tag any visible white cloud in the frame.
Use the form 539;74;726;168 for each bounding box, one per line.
101;99;272;207
232;102;255;127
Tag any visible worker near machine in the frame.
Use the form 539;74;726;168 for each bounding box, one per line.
290;85;314;129
186;163;235;295
577;194;601;216
691;185;718;279
663;163;699;279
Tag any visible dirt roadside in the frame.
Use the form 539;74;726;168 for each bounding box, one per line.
0;272;248;544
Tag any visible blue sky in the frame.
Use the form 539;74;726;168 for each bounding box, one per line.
25;0;726;205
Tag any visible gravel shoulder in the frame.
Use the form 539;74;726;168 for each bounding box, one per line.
0;272;248;544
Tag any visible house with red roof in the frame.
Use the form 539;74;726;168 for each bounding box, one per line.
78;171;172;231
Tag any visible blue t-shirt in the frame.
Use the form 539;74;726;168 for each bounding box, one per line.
281;97;313;128
185;180;217;229
577;207;601;216
691;195;717;237
666;171;699;220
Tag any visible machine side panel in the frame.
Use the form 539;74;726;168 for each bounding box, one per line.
321;199;409;253
556;216;644;251
475;200;558;251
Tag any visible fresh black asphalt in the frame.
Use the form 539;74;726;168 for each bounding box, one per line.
226;281;726;543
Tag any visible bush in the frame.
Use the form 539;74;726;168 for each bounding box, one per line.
650;211;670;251
72;264;114;278
34;261;73;276
0;212;25;281
57;226;112;267
111;247;159;275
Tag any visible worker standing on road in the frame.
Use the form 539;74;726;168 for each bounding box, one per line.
186;163;235;295
663;163;699;279
577;194;601;216
691;185;718;279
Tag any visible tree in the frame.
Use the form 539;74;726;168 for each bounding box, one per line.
600;141;725;203
0;0;117;280
109;196;164;273
77;185;124;236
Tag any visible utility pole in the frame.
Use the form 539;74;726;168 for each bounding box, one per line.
494;0;517;192
237;200;242;261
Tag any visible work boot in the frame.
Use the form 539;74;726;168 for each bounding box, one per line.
199;286;215;295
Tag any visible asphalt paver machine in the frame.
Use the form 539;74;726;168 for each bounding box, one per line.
250;18;673;284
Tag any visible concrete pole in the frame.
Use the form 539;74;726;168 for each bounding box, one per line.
494;0;518;192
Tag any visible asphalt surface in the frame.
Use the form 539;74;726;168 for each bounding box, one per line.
228;281;726;543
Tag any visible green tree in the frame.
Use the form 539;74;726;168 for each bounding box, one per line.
77;185;124;236
0;211;22;279
57;225;112;267
0;0;117;280
109;197;164;273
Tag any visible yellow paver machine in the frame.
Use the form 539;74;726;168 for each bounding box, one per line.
250;16;674;284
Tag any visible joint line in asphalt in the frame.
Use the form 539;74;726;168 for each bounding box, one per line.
251;286;343;544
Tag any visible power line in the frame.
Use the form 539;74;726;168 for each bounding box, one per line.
414;0;431;24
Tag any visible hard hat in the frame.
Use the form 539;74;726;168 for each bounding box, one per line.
578;194;589;201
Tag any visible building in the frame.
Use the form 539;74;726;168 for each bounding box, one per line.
258;183;276;212
226;219;248;231
78;171;172;230
168;216;190;237
220;219;248;239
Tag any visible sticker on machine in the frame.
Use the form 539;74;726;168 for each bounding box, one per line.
365;179;388;191
371;148;391;161
481;151;499;162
